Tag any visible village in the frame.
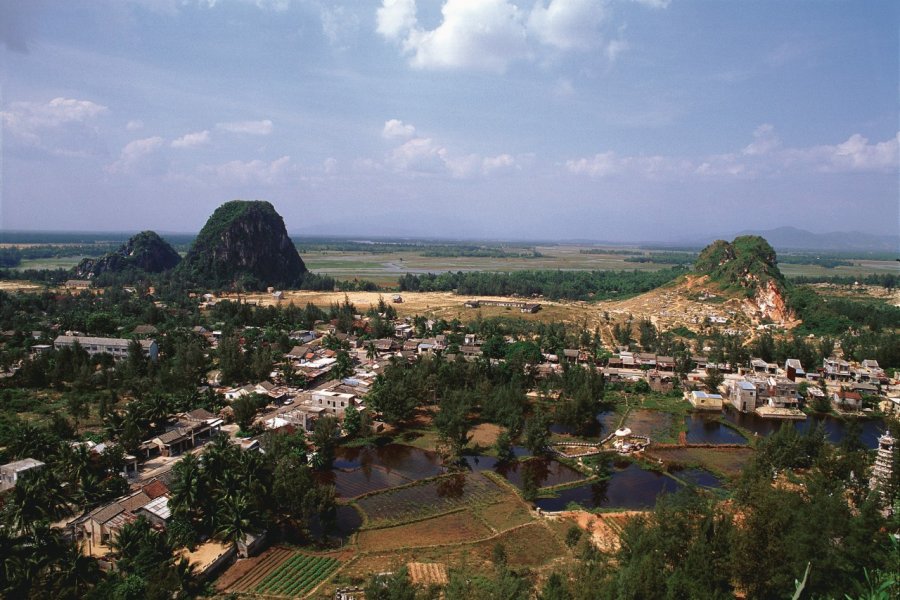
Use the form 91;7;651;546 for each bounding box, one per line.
2;282;898;599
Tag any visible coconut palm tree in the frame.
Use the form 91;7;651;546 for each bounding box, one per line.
214;492;260;545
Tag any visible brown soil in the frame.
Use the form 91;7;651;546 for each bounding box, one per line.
469;422;502;447
357;511;493;551
553;510;645;553
407;562;449;585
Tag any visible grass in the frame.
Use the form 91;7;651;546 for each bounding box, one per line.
645;446;754;479
474;498;535;532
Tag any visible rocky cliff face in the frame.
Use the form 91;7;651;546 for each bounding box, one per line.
747;278;797;325
179;200;306;290
695;235;796;325
74;231;181;278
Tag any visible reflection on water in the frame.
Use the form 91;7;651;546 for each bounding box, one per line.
464;455;586;489
683;415;747;445
534;463;682;511
322;444;444;498
722;409;884;448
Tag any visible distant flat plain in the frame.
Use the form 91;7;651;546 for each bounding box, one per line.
8;243;896;284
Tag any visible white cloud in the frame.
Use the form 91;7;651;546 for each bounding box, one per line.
321;5;359;47
200;155;292;185
377;0;663;72
528;0;607;51
482;153;517;174
785;133;899;173
108;136;165;174
382;118;416;139
631;0;670;7
404;0;528;72
376;0;417;40
323;157;338;175
384;129;519;178
171;130;210;148
742;123;780;156
1;97;107;141
567;127;899;180
126;119;145;131
216;119;273;135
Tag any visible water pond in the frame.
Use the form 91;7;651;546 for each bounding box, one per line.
534;463;682;511
464;455;587;489
322;444;444;498
683;414;747;445
722;409;885;449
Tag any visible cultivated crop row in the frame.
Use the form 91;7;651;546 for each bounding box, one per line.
358;472;505;527
254;553;340;597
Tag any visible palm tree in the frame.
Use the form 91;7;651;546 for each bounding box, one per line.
366;342;376;361
2;469;70;534
48;539;101;600
214;493;260;545
168;453;202;517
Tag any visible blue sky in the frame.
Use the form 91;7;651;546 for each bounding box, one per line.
1;0;897;241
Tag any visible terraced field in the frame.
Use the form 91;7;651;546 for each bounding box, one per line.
356;472;504;527
224;547;341;598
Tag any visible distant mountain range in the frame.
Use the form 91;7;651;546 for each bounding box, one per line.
661;227;898;253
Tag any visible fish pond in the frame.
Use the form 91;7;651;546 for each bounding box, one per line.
534;463;721;512
320;444;444;498
722;409;885;448
464;455;587;490
683;414;748;445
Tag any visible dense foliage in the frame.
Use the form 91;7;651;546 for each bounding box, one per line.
73;231;181;279
177;200;307;290
694;235;784;296
398;268;686;301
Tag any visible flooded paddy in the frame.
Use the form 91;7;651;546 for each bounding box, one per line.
323;444;444;498
464;455;587;490
534;463;682;511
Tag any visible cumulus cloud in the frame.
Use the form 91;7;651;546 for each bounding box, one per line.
382;118;416;139
171;130;210;148
383;124;519;178
1;97;107;137
528;0;607;51
108;136;165;174
567;126;899;180
377;0;668;72
199;156;292;185
216;119;273;135
785;133;899;173
376;0;417;40
404;0;528;72
1;97;109;155
742;123;780;156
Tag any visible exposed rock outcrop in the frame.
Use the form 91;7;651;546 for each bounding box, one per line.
178;200;306;290
74;231;181;278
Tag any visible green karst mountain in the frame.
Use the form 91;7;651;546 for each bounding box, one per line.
178;200;306;290
74;230;181;278
694;235;785;295
694;235;795;324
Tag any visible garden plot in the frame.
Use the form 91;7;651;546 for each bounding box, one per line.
253;553;340;598
356;472;504;527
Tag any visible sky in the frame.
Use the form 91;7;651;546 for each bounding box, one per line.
0;0;898;242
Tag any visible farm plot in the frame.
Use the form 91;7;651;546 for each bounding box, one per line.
645;446;754;479
357;511;493;551
254;553;340;598
357;472;504;527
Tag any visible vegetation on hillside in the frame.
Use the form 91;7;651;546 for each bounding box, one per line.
74;230;181;280
398;267;686;301
178;200;307;290
694;235;784;297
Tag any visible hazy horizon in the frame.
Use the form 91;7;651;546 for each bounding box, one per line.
1;1;898;241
